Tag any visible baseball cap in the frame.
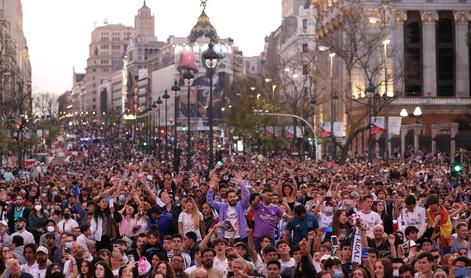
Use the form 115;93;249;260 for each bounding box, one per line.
36;246;48;254
15;217;26;223
234;242;248;249
0;220;7;226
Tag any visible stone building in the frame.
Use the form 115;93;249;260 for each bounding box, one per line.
0;0;32;119
313;0;471;160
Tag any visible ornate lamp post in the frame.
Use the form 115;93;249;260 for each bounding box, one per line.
202;43;220;169
365;83;378;163
162;90;170;161
183;70;194;171
171;80;180;172
156;97;163;159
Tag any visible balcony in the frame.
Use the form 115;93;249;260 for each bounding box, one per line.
390;97;471;106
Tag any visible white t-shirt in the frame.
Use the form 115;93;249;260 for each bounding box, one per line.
357;210;382;236
21;262;38;273
280;258;296;272
213;256;228;277
57;219;79;234
224;206;239;239
29;267;47;278
178;211;203;241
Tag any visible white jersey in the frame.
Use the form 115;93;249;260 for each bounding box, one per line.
397;205;427;238
357;210;382;236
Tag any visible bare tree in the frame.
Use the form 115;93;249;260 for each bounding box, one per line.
315;1;406;163
33;92;57;117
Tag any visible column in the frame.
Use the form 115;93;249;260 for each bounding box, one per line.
431;125;438;155
454;11;471;98
375;133;380;157
450;123;459;162
394;10;407;95
421;11;439;97
413;125;422;154
401;126;407;160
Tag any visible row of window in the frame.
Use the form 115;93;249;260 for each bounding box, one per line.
404;10;461;97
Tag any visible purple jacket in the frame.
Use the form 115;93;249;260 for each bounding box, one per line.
206;179;250;239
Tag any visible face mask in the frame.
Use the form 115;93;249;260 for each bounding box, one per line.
47;226;55;233
393;269;399;277
52;191;58;196
34;205;42;211
63;213;71;219
54;210;62;215
333;270;343;278
324;206;333;213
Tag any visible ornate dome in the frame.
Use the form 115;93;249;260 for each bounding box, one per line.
188;10;219;43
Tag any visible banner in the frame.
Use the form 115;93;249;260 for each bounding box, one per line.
320;122;345;138
333;122;345;137
37;130;43;137
351;228;362;265
370;117;385;135
388;117;402;136
285;126;304;139
320;122;331;138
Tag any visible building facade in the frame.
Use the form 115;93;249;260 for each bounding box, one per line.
313;0;471;160
0;0;32;120
83;23;133;113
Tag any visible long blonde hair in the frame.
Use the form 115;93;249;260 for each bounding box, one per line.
184;198;200;229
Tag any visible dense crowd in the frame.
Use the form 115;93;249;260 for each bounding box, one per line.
0;132;470;278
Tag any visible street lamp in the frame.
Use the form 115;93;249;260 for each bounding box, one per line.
171;80;180;172
202;42;220;169
365;83;377;163
183;69;194;171
162;90;170;161
400;106;422;123
329;52;336;161
156;97;163;159
151;100;157;150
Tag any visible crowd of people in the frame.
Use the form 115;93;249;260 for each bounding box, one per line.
0;131;470;278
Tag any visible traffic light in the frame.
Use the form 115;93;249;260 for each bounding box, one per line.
451;163;463;175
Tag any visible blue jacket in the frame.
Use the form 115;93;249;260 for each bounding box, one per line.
206;179;250;239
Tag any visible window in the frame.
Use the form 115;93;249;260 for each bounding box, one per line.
404;11;423;96
302;43;308;52
303;19;308;29
436;11;455;97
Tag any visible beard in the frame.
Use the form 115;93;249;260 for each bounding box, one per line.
203;259;213;269
37;258;47;265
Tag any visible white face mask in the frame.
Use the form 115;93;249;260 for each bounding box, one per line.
393;269;399;277
34;205;42;211
47;226;55;233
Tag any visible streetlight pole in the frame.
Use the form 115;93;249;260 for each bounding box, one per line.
183;70;195;171
171;80;180;172
156;97;163;160
152;101;157;153
163;90;170;161
366;83;376;163
383;39;390;159
329;52;336;161
202;43;220;169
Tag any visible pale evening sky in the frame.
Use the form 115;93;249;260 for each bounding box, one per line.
22;0;282;96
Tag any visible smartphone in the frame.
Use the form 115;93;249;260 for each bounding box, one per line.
323;227;333;233
227;271;235;278
217;161;223;168
65;242;72;254
331;235;339;248
361;247;369;257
